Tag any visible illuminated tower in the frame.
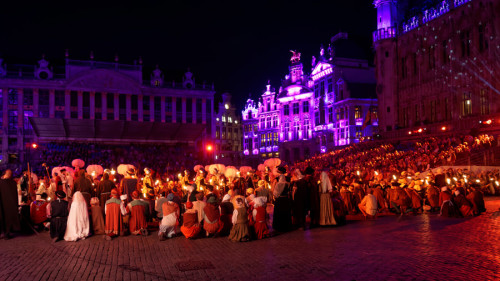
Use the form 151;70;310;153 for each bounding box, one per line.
373;0;398;133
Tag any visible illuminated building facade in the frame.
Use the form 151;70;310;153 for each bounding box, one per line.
373;0;500;137
214;93;242;164
243;33;378;163
0;53;216;165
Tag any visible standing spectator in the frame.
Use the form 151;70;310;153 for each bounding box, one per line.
0;170;20;239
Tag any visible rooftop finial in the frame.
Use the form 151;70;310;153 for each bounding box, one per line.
65;49;69;58
90;51;94;60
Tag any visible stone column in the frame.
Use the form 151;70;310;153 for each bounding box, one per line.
89;91;95;120
101;92;107;120
149;96;155;122
64;90;70;119
2;88;8;128
77;90;83;119
172;97;176;123
182;97;186;123
192;98;196;124
160;96;165;122
49;89;55;118
2;88;7;163
138;95;143;122
17;88;24;153
114;93;119;120
202;98;206;124
33;88;39;118
126;94;131;121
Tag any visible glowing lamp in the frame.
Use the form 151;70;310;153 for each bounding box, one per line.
207;145;213;151
453;177;457;182
32;143;38;149
496;181;499;187
374;171;379;176
475;179;480;183
408;131;412;135
111;169;116;175
441;126;447;131
446;178;451;184
392;175;397;180
418;128;423;133
485;119;492;125
178;173;182;178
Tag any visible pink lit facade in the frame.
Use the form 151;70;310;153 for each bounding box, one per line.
243;33;378;163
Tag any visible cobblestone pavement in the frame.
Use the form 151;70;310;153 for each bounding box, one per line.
1;197;499;281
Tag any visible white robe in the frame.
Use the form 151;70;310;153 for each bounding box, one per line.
64;192;90;241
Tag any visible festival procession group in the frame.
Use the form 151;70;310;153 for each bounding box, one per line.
0;152;491;242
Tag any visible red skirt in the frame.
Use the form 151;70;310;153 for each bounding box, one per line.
181;225;201;238
254;221;269;239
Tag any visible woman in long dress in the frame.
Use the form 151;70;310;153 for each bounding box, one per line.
319;171;336;226
272;169;292;232
64;191;90;241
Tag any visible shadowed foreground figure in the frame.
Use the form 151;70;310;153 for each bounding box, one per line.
50;191;69;242
0;170;20;239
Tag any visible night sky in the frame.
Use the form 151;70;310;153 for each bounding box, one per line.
1;0;376;109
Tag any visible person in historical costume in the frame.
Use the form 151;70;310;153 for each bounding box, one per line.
60;169;74;197
319;171;336;226
142;168;154;196
331;190;347;225
90;197;105;235
466;185;486;215
358;189;378;218
228;195;250;242
272;167;292;233
121;168;138;202
182;184;198;203
30;193;49;231
0;170;21;239
340;185;356;214
255;179;270;200
127;191;149;236
219;194;234;236
391;183;411;214
192;192;206;226
426;184;441;212
304;166;320;227
155;191;169;219
372;184;387;212
74;170;93;207
439;186;459;217
97;173;116;211
181;201;201;239
252;196;269;239
203;196;222;237
453;189;473;217
105;189;124;240
158;194;180;241
64;191;90;241
405;186;422;214
291;170;309;230
49;191;69;242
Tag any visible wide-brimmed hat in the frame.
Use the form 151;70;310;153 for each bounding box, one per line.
277;166;287;174
304;166;314;175
55;190;66;199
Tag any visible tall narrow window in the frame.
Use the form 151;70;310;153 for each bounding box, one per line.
480;89;489;115
462;92;472;116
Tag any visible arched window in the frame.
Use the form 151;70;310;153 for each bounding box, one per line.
266;117;271;128
272;115;278;128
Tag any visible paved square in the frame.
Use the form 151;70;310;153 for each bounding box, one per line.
1;198;499;281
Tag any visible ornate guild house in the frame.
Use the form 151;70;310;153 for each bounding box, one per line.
243;33;378;164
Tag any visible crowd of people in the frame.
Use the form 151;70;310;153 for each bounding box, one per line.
0;134;496;242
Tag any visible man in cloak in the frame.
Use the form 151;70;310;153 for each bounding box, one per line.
0;170;20;239
105;189;124;240
49;191;69;242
